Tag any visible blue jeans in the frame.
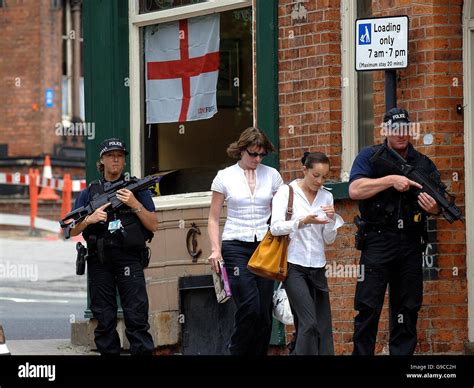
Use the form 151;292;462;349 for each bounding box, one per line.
221;240;274;356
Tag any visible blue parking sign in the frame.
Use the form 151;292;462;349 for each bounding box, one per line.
358;23;371;45
45;88;54;108
355;16;408;71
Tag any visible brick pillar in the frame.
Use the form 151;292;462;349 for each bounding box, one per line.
278;1;342;183
0;0;63;157
372;0;467;354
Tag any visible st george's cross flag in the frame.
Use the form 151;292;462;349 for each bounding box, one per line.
145;14;220;124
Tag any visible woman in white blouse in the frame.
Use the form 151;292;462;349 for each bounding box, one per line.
208;127;283;355
271;152;344;355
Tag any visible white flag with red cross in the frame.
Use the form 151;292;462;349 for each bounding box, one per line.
145;14;220;124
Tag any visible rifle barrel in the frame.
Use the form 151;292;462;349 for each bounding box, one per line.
371;145;461;223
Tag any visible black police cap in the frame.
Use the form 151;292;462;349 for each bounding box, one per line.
99;138;129;157
383;107;410;125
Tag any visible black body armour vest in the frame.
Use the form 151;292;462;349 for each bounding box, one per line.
82;177;153;252
359;143;438;234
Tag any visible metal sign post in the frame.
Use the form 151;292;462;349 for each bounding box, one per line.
385;69;397;111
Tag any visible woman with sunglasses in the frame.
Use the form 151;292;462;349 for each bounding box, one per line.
208;127;283;355
271;152;344;355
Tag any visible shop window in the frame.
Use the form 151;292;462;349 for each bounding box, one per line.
0;144;7;158
51;0;61;10
357;0;374;150
142;7;253;195
62;0;84;121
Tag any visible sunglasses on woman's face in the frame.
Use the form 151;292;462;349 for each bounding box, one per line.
246;149;268;158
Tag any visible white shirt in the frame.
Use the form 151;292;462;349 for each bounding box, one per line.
270;179;344;268
211;162;283;242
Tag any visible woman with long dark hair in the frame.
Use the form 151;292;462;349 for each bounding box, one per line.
271;152;344;355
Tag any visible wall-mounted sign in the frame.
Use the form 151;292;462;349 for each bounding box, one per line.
356;15;409;71
45;88;54;108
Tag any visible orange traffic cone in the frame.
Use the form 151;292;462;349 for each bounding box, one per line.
38;155;60;200
60;173;72;220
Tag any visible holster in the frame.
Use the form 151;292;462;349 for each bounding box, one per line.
140;247;151;268
76;242;87;275
354;215;367;251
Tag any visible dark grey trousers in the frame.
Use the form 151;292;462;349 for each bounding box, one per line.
284;263;334;355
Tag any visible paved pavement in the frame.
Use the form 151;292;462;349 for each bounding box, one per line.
0;229;91;355
7;339;95;355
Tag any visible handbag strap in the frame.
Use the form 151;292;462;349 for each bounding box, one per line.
267;184;295;225
278;185;294;277
285;185;294;221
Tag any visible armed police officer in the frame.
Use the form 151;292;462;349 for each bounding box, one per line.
69;138;157;355
349;108;442;355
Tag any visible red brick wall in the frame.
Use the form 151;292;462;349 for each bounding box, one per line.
277;0;467;354
278;0;358;355
372;0;467;354
0;0;63;157
278;0;342;182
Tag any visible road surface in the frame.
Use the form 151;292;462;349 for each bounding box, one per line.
0;231;87;340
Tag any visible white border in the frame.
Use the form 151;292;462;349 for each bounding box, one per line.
128;0;251;177
340;0;358;181
0;343;10;355
463;0;474;344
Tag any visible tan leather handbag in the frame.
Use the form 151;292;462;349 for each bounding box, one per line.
247;185;294;281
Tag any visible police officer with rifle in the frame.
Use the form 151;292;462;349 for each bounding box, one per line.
64;138;158;355
349;108;461;355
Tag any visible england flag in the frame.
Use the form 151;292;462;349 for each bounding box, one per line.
145;14;220;124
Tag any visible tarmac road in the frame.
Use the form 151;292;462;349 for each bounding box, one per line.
0;231;87;340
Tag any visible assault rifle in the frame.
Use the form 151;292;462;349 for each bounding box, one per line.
370;144;462;223
59;175;158;239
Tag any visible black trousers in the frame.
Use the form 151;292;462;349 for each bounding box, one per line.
88;248;155;355
221;240;274;356
353;230;423;355
284;263;334;355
